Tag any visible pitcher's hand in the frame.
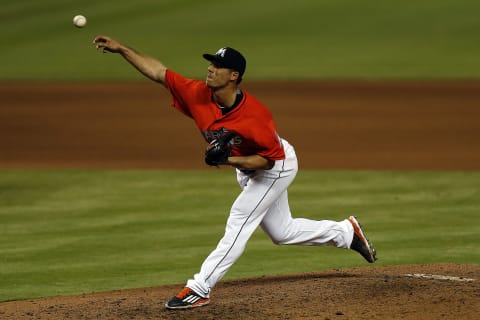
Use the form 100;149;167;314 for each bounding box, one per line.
93;35;122;53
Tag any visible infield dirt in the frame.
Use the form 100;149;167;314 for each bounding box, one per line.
1;81;480;170
0;81;479;319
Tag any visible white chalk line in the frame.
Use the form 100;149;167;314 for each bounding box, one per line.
403;273;476;282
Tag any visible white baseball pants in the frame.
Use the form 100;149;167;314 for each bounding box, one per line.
186;139;354;297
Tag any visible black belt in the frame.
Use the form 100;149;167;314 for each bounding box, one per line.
240;169;256;175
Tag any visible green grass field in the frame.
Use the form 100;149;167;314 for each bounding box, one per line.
1;169;478;302
2;0;480;81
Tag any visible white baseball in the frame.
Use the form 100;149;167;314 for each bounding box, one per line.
73;15;87;28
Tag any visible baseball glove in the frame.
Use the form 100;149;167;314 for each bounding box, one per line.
205;131;236;166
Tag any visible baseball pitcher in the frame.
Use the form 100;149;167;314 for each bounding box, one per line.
93;36;377;310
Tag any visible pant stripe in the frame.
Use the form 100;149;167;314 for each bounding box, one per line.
205;160;286;282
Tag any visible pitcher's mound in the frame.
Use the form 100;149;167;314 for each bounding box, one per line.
1;263;478;320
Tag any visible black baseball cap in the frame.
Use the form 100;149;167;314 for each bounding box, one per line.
203;47;247;79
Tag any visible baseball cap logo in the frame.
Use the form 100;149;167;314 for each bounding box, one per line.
216;47;227;57
203;47;247;82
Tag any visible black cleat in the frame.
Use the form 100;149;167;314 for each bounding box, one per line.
165;287;210;310
348;216;377;263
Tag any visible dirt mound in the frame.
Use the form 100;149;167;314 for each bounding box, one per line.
1;264;478;320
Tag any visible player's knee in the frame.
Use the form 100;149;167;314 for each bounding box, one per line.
268;233;291;245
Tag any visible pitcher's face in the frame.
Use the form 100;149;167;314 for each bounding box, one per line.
205;63;239;89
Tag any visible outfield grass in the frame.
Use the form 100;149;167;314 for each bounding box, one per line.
2;0;480;80
0;169;478;302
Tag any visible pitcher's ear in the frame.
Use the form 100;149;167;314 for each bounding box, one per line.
230;70;240;82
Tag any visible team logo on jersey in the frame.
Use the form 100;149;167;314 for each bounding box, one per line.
216;47;227;57
203;127;241;145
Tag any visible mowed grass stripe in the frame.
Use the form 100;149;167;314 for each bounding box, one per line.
0;169;479;301
1;0;480;80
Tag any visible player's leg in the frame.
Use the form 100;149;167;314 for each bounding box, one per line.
165;168;284;309
260;189;354;248
259;139;352;248
183;159;297;299
259;140;376;262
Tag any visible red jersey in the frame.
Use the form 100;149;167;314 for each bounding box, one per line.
165;70;285;161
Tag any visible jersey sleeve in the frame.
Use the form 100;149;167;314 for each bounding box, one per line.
164;69;198;118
